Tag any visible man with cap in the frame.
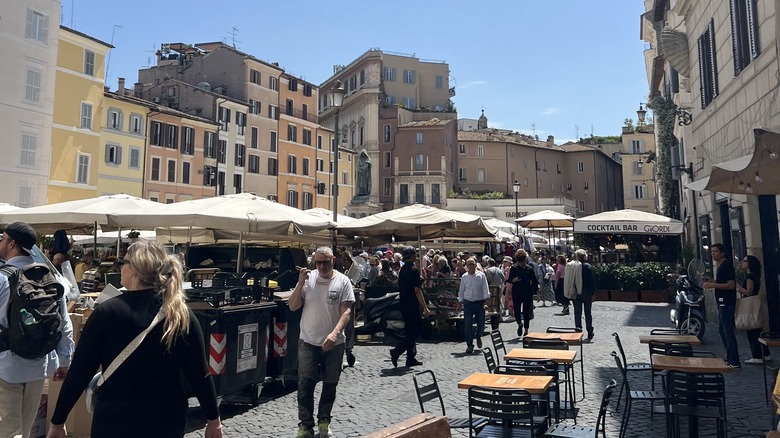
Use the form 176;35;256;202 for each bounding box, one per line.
389;247;430;368
0;222;74;438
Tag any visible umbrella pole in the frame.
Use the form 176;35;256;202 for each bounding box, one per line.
116;226;122;257
93;221;98;258
417;227;422;259
236;232;243;273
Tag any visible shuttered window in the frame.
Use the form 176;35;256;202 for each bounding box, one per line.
730;0;760;76
698;18;719;109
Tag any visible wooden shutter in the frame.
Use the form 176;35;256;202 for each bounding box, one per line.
709;19;719;99
747;0;760;59
698;35;707;109
729;0;742;76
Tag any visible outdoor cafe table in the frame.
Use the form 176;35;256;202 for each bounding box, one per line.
524;332;585;398
458;373;554;428
504;348;577;364
759;337;780;403
640;334;702;346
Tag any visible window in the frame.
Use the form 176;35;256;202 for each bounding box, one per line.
359;70;365;86
269;76;278;90
317;135;323;150
107;109;122;130
578;200;585;212
182;162;190;184
151;157;160;181
105;143;122;165
288;78;298;91
415;184;425;203
459;144;466;155
166;198;174;204
218;171;225;195
250;99;260;115
342;171;349;185
150;122;163;146
416;133;423;144
287;155;297;174
302;103;309;121
316;158;324;172
166;125;178;149
181;127;194;155
25;69;41;102
77;154;90;183
350;130;355;146
25;8;48;43
556;163;561;174
477;145;484;157
577;161;585;173
20;133;36;166
477;168;486;183
359;127;364;146
386;95;395;105
18;187;32;208
731;0;760;76
217;140;227;164
633;184;647;199
270;131;277;152
203;165;216;186
303;129;312;146
348;75;357;92
459;168;466;181
399;184;409;204
698;18;719;108
129;147;140;169
83;50;95;76
248;155;260;173
150;197;158;203
384;178;391;196
80;103;93;129
302;158;310;176
385;152;391;168
250;69;260;84
233;174;242;193
287;124;297;142
167;160;176;182
584;182;589;190
219;107;230;131
130;114;143;134
414;154;424;171
630;140;644;154
384;125;391;143
633;160;643;176
235;144;245;167
285;99;294;116
303;84;312;97
403;69;416;84
302;192;313;210
384;67;395;81
204;132;216;158
268;105;278;120
286;190;298;208
236;112;246;135
435;75;443;89
403;97;415;109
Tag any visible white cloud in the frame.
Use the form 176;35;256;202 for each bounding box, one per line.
541;107;560;116
459;80;487;89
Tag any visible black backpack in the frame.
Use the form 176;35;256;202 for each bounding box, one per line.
0;263;65;359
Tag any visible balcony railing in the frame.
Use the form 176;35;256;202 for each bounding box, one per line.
282;106;318;123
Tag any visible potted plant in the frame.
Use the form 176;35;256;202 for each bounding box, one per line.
637;262;672;302
611;265;640;302
593;263;620;301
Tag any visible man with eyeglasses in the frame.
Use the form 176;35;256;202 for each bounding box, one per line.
289;246;355;438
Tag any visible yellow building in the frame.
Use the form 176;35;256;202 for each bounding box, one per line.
48;26;112;203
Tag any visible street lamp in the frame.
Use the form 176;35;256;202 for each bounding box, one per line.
636;103;647;125
328;81;346;224
512;179;520;235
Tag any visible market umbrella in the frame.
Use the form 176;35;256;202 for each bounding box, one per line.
304;207;355;224
0;203;20;214
515;210;575;253
573;209;683;235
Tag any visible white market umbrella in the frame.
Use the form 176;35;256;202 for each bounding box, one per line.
515;210;574;253
0;203;20;214
573;209;683;235
305;207;355;224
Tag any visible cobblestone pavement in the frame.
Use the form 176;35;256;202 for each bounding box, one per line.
184;301;776;437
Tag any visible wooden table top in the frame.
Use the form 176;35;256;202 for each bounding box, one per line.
458;372;553;394
505;348;577;364
651;354;731;373
524;332;584;344
759;337;780;348
640;335;702;346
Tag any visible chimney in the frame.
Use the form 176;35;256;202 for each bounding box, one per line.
546;135;555;146
118;77;125;96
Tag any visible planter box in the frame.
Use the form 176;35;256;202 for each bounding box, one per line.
611;290;639;302
594;290;611;301
639;289;669;303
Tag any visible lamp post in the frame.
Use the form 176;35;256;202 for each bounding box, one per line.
328;81;346;224
512;179;520;235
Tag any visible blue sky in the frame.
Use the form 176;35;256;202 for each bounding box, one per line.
64;0;648;143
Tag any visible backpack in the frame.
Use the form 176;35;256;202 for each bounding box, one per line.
0;263;65;359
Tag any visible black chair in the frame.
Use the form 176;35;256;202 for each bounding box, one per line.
612;351;666;438
647;341;670;391
612;332;652;412
412;370;486;430
482;347;497;373
650;328;685;335
547;326;585;399
468;386;543;437
491;329;507;357
525;339;574;412
495;363;563;424
543;379;617;438
665;371;727;438
761;332;780;405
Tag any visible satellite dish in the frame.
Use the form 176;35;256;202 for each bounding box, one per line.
197;82;211;91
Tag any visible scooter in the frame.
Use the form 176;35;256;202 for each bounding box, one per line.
670;259;706;340
354;292;407;341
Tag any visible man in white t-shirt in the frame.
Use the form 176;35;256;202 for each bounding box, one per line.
289;246;355;438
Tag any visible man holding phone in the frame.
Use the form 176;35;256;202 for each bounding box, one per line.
703;243;740;369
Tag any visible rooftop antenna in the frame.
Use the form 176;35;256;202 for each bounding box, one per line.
531;123;536;137
143;44;156;68
574;124;579;140
70;0;74;27
228;26;241;49
105;24;122;88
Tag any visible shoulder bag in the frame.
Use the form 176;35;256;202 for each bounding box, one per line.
85;310;164;414
734;294;763;331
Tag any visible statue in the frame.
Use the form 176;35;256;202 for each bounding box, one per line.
356;149;371;197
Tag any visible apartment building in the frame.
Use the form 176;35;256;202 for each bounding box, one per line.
319;49;453;215
48;26;112;203
0;0;61;206
620;129;657;213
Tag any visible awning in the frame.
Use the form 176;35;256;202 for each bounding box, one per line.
659;27;690;76
685;128;780;194
574;209;683;235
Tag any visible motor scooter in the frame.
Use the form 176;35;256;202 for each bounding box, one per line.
670;259;706;340
354;292;407;341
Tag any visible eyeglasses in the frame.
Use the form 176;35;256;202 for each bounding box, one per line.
314;260;332;266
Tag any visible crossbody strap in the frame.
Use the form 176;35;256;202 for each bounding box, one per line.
98;310;164;386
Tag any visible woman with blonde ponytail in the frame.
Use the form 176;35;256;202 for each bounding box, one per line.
47;241;222;438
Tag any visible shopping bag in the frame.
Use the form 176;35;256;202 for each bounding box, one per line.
734;294;763;330
85;372;102;414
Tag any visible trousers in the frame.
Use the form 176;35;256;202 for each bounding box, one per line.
297;340;345;428
0;377;45;438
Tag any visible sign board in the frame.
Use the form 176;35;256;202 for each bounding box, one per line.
573;221;684;235
236;323;258;373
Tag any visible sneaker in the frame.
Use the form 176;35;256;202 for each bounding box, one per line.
406;359;423;367
466;346;474;354
317;421;333;438
503;316;516;323
523;329;529;337
727;362;742;370
745;358;764;365
389;349;400;368
297;425;314;438
476;337;483;349
517;326;523;337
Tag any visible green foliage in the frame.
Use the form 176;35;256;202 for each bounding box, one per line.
582;135;622;144
648;96;680;218
624;118;634;130
452;189;507;199
637;262;672;290
594;263;621;289
594;262;672;291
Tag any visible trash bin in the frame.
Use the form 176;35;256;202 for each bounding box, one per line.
266;298;301;388
189;300;276;406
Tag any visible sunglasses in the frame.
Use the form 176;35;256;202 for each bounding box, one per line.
314;260;332;266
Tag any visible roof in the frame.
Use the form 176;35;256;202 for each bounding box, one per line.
103;92;220;126
399;118;453;128
195;42;285;73
457;130;547;148
60;26;114;48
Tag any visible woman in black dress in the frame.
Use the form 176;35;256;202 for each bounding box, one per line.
48;241;222;438
508;249;538;338
738;255;770;364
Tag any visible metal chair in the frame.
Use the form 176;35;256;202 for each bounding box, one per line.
547;326;585;399
650;328;686;335
612;332;652;412
491;329;507;358
412;370;486;430
543;379;617;438
468;386;543;438
496;363;563;425
525;338;575;421
482;347;497;373
612;351;666;438
664;371;727;438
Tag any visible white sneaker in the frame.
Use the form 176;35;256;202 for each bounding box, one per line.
744;358;763;365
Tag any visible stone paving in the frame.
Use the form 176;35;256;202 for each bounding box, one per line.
184;301;776;437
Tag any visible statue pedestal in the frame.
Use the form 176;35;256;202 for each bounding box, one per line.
346;201;381;219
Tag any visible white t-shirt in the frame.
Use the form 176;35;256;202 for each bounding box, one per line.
299;270;355;347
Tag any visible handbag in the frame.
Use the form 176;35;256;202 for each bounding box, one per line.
85;310;163;414
734;294;763;331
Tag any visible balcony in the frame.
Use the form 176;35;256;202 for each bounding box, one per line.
282;106;318;124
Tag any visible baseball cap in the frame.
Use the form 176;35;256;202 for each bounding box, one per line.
401;246;416;260
503;256;513;264
359;251;369;259
5;222;36;255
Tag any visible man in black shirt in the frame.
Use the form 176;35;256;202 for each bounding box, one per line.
390;247;430;368
703;243;740;368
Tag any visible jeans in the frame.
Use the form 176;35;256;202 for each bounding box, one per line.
746;327;770;359
463;300;485;347
717;304;740;365
391;307;422;361
555;280;570;306
512;291;534;330
297;340;345;428
573;292;593;337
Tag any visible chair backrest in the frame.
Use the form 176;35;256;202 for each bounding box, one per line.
612;332;629;367
412;370;446;416
595;380;618;438
647;341;669;365
525;338;569;350
650;328;684;335
490;330;506;356
468;386;535;434
547;326;583;334
665;371;726;410
482;347;497;373
663;342;693;356
494;364;548;376
611;351;627;382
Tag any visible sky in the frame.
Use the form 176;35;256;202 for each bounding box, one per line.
62;0;649;144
